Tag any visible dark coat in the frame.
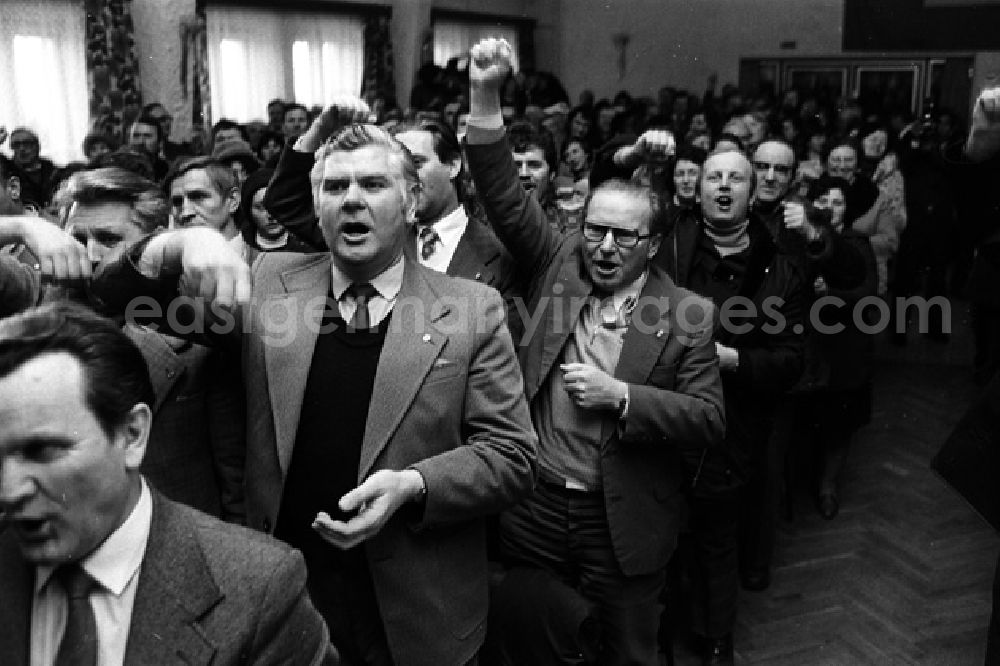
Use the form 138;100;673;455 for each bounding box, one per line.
656;214;807;495
796;230;878;393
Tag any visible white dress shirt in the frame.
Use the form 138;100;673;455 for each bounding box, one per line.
31;479;153;666
329;255;405;327
417;205;468;274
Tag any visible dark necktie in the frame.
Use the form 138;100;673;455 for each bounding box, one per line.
346;282;378;330
418;225;441;261
55;564;98;666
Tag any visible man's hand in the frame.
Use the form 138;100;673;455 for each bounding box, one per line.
469;37;514;92
296;97;371;153
312;469;425;550
616;129;675;167
971;86;1000;133
783;201;821;242
174;228;252;308
561;362;627;411
715;342;739;371
19;218;91;281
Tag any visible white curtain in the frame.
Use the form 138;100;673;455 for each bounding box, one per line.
0;0;88;165
288;13;364;108
433;21;520;73
207;7;364;124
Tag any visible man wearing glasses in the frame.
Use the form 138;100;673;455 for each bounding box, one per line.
465;38;725;666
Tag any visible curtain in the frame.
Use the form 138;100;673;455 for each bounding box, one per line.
288;13;364;108
362;14;396;107
207;7;364;124
433;21;520;72
0;1;89;165
85;0;143;148
206;7;285;124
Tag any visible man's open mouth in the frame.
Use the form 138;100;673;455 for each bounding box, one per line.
520;180;536;193
341;222;371;242
715;195;733;210
594;259;619;275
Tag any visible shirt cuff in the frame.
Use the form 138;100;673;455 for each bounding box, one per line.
467;112;504;130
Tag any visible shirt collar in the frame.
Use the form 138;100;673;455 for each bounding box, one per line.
424;206;468;249
255;231;289;250
329;253;405;302
610;271;647;313
36;478;153;597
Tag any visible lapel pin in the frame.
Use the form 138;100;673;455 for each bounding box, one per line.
475;272;482;280
656;329;665;338
422;333;432;343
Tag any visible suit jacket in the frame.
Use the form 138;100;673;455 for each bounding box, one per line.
0;257;246;522
465;126;725;576
262;143;525;341
0;490;336;665
91;251;538;666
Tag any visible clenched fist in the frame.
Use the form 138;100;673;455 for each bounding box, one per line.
469;37;514;91
297;96;372;153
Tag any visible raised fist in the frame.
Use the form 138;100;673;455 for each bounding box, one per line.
972;86;1000;132
634;129;676;163
469;37;514;90
314;97;371;138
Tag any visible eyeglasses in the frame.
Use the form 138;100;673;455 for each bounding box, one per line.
752;161;793;176
582;223;653;249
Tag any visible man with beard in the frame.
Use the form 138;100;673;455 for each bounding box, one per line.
465;37;725;666
127;116;171;183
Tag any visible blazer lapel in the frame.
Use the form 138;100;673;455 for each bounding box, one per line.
358;262;447;481
615;267;675;386
447;220;498;285
262;255;331;475
124;325;185;414
530;255;592;402
0;533;32;666
126;493;222;665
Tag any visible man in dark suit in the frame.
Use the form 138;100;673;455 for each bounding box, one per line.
464;38;725;666
90;122;538;666
263;99;524;341
0;302;335;665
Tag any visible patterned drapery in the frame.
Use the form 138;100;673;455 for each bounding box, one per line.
180;11;211;146
85;0;142;144
361;13;396;109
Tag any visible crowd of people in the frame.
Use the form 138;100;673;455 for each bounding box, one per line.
2;35;1000;666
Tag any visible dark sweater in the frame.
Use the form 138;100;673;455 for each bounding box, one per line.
275;310;390;570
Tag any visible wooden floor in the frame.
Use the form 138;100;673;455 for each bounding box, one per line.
671;301;998;665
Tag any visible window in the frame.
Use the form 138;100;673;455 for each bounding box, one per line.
206;6;364;124
0;1;88;164
433;19;520;72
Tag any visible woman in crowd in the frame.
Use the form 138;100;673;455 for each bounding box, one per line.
230;168;311;264
796;174;879;518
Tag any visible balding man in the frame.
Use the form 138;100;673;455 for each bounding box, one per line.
465;38;725;666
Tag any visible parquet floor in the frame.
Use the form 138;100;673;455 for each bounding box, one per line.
671;302;998;665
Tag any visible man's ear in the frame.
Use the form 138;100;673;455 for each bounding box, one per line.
7;176;20;201
227;187;240;214
120;403;152;470
647;234;663;260
447;156;463;181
